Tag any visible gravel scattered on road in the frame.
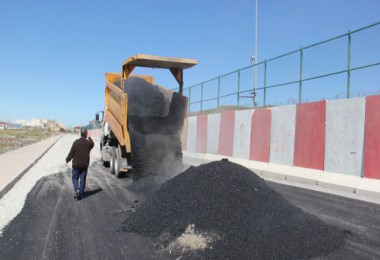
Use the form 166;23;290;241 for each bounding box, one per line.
0;134;99;236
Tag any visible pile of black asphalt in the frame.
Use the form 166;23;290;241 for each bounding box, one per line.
123;160;347;259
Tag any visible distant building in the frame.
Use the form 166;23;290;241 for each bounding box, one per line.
89;119;98;125
4;118;65;131
0;121;8;130
85;119;101;130
12;119;26;127
30;119;43;128
0;121;22;130
74;126;81;134
48;120;61;132
6;123;22;130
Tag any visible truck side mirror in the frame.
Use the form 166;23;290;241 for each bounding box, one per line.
96;113;99;122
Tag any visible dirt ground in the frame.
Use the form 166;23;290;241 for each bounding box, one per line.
0;129;53;154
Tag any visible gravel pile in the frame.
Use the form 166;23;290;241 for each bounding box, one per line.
124;77;186;179
123;160;347;259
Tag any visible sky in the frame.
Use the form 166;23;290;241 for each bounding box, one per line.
0;0;379;127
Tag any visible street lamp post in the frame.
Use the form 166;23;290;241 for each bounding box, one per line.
253;0;258;107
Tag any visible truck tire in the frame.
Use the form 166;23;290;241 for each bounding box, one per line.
102;159;110;168
114;147;122;178
100;146;110;167
110;146;116;175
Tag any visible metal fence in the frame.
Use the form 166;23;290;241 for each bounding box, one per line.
177;21;380;113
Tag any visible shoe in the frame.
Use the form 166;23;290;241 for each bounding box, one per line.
74;190;80;200
77;194;82;200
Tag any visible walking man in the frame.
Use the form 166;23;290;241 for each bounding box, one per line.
66;127;94;200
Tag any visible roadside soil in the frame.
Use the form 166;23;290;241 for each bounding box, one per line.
0;129;53;154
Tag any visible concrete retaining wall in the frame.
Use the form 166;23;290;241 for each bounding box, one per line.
218;111;235;157
364;95;380;179
196;115;208;153
325;98;365;177
207;113;221;154
250;109;271;162
233;109;253;159
269;105;296;166
294;101;326;170
186;116;197;153
183;94;380;182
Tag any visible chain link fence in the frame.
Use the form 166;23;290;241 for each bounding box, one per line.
176;21;380;113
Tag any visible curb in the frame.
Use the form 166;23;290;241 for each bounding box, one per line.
0;135;63;200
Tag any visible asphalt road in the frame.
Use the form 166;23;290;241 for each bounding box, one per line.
0;161;380;259
267;181;380;259
0;161;167;260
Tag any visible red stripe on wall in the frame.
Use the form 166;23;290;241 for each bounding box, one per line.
249;109;271;162
196;115;208;153
294;101;326;170
218;111;235;156
364;95;380;179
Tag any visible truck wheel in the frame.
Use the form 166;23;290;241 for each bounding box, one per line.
102;158;110;168
101;151;110;168
100;143;103;163
110;146;116;175
100;145;108;167
114;147;122;178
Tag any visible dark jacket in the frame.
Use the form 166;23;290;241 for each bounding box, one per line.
66;137;94;170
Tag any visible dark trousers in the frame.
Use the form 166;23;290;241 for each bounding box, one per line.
72;168;87;195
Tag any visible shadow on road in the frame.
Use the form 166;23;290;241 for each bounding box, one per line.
83;187;102;198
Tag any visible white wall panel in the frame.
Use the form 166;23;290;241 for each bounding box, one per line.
325;98;365;177
207;113;221;154
232;109;253;159
269;105;296;166
186;116;197;153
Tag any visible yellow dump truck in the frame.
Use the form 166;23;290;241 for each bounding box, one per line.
97;54;197;178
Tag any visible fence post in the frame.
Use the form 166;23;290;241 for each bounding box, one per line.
299;49;303;103
347;31;351;98
201;83;204;112
264;61;267;106
237;70;241;108
217;76;220;107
